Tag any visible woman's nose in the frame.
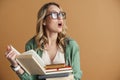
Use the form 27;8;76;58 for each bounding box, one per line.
57;15;63;20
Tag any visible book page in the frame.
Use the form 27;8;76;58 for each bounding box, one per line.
16;50;46;75
22;50;45;67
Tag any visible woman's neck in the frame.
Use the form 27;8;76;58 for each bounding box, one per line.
47;32;58;46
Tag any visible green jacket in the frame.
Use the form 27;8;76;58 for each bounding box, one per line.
17;37;82;80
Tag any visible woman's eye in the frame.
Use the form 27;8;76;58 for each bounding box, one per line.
52;14;57;19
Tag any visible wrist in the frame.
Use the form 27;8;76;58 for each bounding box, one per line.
12;64;18;67
11;62;19;67
10;65;21;72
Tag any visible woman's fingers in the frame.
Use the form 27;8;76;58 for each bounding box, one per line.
11;51;17;58
6;50;14;58
5;45;11;56
6;45;11;52
5;49;19;66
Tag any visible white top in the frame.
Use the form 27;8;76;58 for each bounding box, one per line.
41;50;65;65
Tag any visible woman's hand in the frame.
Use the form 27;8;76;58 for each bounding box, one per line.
5;45;25;74
5;45;19;67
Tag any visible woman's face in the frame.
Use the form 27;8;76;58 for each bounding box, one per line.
44;5;65;33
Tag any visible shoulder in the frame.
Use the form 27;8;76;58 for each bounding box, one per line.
65;37;79;48
25;36;37;50
26;36;36;45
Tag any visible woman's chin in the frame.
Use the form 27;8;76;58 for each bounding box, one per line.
57;30;62;33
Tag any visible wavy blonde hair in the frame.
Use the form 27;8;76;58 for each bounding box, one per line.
35;2;67;51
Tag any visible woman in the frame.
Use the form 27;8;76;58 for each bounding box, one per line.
5;2;82;80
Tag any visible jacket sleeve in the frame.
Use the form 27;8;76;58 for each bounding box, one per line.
17;72;38;80
69;40;82;80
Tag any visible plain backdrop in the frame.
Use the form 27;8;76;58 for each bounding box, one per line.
0;0;120;80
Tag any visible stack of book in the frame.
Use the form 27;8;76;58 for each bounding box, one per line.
37;64;73;79
11;46;73;79
38;65;73;79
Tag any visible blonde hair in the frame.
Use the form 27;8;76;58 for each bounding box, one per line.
35;2;67;51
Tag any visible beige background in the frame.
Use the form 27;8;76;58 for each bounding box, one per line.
0;0;120;80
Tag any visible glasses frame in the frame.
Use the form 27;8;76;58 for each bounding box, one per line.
44;11;66;19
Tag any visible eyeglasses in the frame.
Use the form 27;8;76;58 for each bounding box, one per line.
44;11;66;19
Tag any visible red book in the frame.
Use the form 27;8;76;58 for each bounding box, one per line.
46;66;72;72
45;63;66;69
58;66;72;71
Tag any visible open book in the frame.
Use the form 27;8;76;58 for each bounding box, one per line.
11;46;73;76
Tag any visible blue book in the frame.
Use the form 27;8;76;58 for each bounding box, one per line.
38;72;72;79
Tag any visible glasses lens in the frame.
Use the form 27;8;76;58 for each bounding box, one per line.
59;12;66;19
51;12;58;19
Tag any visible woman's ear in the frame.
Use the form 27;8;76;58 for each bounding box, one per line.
43;21;46;26
43;22;46;26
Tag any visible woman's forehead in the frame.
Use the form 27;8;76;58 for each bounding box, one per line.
47;5;60;13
